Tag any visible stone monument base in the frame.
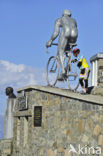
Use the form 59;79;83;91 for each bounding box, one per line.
0;85;103;156
91;86;103;96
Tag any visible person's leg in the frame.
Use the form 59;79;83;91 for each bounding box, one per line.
79;78;84;89
84;69;90;92
84;79;88;90
79;79;87;93
79;68;90;93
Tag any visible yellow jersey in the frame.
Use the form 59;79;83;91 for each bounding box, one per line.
78;56;89;70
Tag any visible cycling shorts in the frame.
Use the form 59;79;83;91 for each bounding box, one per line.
79;68;90;80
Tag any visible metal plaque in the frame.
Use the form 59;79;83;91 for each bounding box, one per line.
99;66;103;69
34;106;42;127
18;96;28;111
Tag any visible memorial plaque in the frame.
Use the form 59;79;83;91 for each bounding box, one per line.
18;96;28;111
34;106;42;127
99;66;103;69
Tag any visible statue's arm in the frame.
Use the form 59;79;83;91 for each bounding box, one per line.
46;18;61;47
50;18;61;41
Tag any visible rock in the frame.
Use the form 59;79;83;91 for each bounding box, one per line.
93;125;101;136
64;149;71;156
82;135;89;143
98;135;103;146
53;141;57;149
48;149;55;156
48;100;53;105
66;129;71;135
78;120;84;133
99;115;103;123
91;87;103;96
88;120;93;129
101;127;103;134
57;146;64;153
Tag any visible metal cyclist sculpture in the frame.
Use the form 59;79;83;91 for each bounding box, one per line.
46;10;78;80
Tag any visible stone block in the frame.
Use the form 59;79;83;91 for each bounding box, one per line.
99;115;103;123
91;87;103;96
88;120;93;129
66;129;71;135
57;146;64;153
64;149;71;156
48;149;55;156
82;135;89;143
55;98;61;105
101;127;103;134
93;125;101;136
3;149;11;154
78;119;84;133
98;135;103;146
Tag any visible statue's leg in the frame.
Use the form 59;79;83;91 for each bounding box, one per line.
57;33;68;74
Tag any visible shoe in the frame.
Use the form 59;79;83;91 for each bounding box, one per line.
86;88;89;94
80;89;86;94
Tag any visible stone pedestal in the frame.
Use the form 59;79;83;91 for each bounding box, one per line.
12;85;103;156
4;98;16;139
90;52;103;87
91;86;103;96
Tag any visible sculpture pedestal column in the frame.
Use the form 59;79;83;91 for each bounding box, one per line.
4;98;16;139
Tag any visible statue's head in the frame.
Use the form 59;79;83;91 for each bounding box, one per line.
5;87;16;98
62;10;71;17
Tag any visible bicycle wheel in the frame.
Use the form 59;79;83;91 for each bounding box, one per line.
67;62;79;91
46;56;59;86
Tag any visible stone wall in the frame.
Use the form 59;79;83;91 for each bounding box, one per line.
0;139;12;156
12;85;103;156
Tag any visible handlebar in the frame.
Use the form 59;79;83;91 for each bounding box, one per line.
46;43;58;53
51;43;58;46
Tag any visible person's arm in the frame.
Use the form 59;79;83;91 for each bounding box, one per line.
77;56;83;68
71;59;78;63
46;18;61;47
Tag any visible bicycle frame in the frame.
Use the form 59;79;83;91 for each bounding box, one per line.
46;42;79;90
47;43;77;78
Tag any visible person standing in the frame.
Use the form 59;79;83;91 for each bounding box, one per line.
72;48;90;93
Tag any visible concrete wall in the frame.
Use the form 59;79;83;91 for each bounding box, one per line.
12;85;103;156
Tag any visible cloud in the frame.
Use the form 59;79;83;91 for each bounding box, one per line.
0;60;25;72
0;60;46;114
0;60;46;87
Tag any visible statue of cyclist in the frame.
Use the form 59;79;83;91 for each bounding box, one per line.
46;10;78;80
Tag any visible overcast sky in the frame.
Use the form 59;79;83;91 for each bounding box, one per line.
0;0;103;114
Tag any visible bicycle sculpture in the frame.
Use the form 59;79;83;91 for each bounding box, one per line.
46;10;79;91
46;43;80;91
